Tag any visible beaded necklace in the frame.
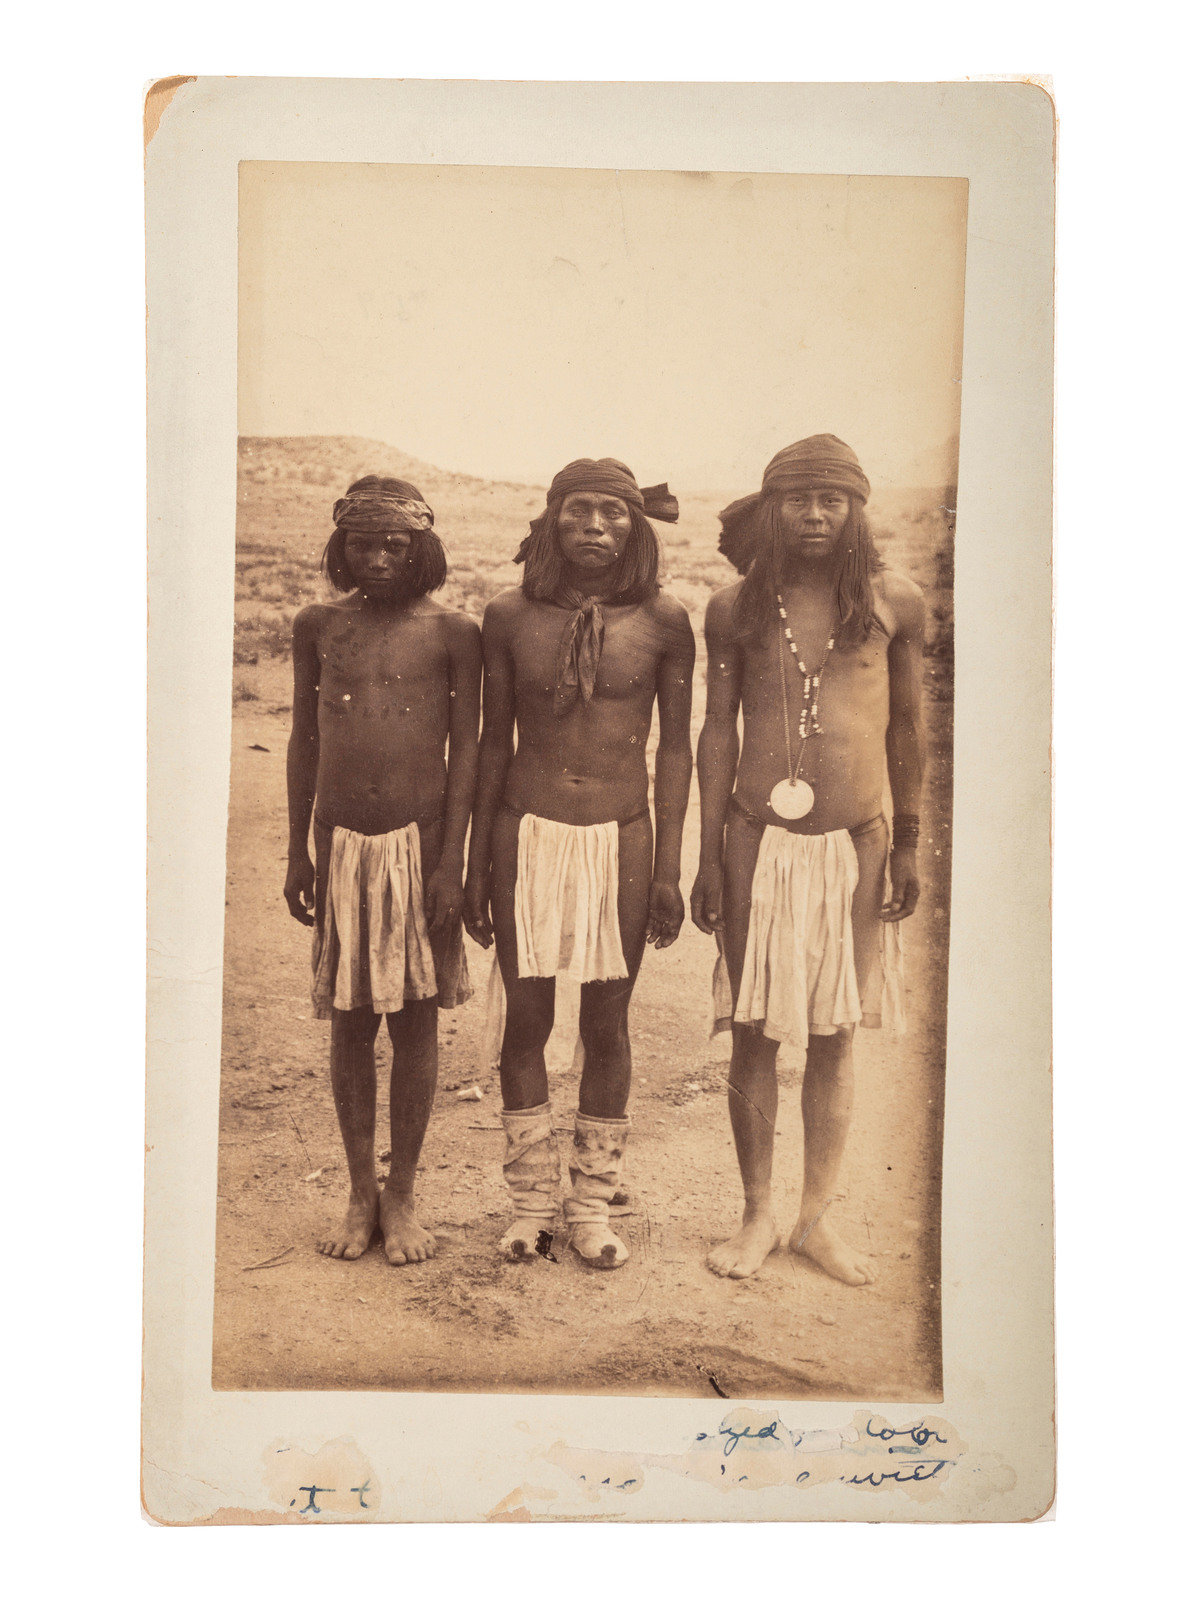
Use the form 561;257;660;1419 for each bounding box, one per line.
769;592;836;821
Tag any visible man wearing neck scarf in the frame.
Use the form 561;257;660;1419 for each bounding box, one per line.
689;435;926;1288
464;458;695;1270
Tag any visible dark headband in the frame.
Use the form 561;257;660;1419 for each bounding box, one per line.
545;458;679;523
332;485;435;534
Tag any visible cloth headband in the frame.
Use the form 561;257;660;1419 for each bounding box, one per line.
718;436;869;573
332;485;435;534
760;435;870;501
545;458;679;523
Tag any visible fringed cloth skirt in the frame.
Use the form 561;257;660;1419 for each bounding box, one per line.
712;816;905;1057
482;812;632;1070
512;812;629;983
311;820;471;1019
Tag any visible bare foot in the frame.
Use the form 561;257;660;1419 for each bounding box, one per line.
380;1189;437;1265
499;1216;556;1262
706;1214;782;1279
789;1214;876;1286
317;1189;379;1260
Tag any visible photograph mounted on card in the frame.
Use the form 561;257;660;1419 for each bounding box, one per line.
145;76;1053;1524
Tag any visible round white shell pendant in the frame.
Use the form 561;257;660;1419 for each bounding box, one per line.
769;778;815;820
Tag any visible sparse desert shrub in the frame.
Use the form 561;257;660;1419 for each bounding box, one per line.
232;439;959;718
931;532;954;593
927;601;954;659
234;613;293;664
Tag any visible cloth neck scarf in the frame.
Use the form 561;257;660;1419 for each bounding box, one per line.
552;594;606;717
523;458;678;717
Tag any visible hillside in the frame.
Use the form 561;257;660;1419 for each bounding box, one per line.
216;433;955;1396
234;435;953;706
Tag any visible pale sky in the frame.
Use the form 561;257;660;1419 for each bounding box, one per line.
239;163;967;493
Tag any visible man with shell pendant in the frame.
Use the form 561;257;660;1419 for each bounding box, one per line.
690;436;926;1284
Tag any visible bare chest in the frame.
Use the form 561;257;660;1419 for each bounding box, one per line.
742;630;891;725
512;605;662;705
316;615;446;707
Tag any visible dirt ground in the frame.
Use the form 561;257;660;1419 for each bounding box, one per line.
213;674;950;1401
214;436;953;1398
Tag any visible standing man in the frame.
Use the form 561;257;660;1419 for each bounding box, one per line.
464;459;695;1269
690;436;925;1284
285;476;480;1266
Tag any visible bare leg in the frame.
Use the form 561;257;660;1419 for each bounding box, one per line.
785;821;888;1285
378;999;439;1265
705;1024;783;1277
490;808;557;1109
577;990;633;1119
497;980;556;1108
577;812;651;1119
706;813;782;1278
319;1005;382;1259
788;1029;875;1285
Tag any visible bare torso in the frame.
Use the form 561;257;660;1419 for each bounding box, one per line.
732;573;902;834
302;595;460;834
499;589;688;825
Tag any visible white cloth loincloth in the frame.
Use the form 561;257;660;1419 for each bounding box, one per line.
513;812;629;982
311;820;471;1019
712;822;905;1054
482;812;630;1071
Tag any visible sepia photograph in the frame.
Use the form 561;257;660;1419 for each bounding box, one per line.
145;76;1052;1523
215;160;965;1398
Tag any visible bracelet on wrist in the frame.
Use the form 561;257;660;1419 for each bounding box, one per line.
892;813;920;849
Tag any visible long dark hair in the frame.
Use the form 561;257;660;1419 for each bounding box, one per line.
321;475;447;596
517;497;660;604
730;494;883;645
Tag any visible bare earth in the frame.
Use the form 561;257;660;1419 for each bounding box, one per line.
213;437;951;1399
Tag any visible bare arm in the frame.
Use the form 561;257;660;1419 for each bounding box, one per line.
646;600;695;948
463;597;517;947
690;589;742;933
882;575;927;922
425;613;482;931
284;606;323;925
